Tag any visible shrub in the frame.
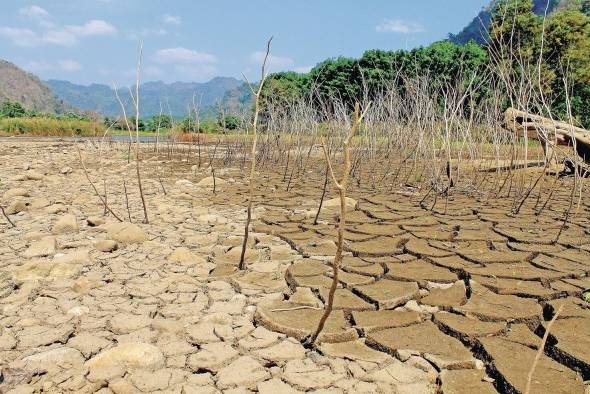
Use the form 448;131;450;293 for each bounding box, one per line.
0;117;104;137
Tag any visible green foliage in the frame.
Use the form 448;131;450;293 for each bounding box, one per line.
180;116;197;132
0;117;102;136
0;100;27;118
261;41;488;113
147;114;173;131
220;115;240;130
489;0;590;126
200;119;221;133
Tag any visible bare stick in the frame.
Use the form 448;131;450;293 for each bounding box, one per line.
123;180;132;222
313;164;329;225
1;205;15;228
525;305;563;394
238;36;273;271
133;42;149;224
75;142;123;222
308;102;370;345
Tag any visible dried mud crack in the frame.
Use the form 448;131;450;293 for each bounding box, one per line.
0;141;588;393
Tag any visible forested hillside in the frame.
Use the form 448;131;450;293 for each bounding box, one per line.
0;60;65;114
262;0;590;128
450;0;589;44
46;77;245;117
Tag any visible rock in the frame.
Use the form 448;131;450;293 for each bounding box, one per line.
86;342;165;371
22;236;56;258
61;167;72;174
216;356;270;389
107;222;148;244
196;176;227;187
5;200;27;214
25;170;44;180
3;188;29;199
20;347;84;370
14;260;81;281
28;197;50;209
323;197;357;212
94;239;118;252
52;214;79;234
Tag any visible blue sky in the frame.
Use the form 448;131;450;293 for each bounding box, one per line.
0;0;489;85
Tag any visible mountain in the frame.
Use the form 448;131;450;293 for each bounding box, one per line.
46;77;246;118
0;60;66;113
450;0;589;45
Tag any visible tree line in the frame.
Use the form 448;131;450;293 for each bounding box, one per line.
262;0;590;128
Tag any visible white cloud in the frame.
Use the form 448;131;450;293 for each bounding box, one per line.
250;51;294;69
19;5;50;20
1;16;116;48
0;27;39;47
155;47;217;64
163;14;181;25
375;19;424;34
67;20;117;36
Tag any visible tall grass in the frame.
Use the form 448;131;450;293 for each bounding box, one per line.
0;117;103;137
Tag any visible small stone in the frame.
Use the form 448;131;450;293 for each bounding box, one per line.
107;222;148;244
5;200;27;214
23;236;56;258
52;214;79;234
86;342;165;370
94;239;118;252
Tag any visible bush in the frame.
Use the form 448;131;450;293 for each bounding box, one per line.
0;117;104;136
220;115;240;130
0;101;26;118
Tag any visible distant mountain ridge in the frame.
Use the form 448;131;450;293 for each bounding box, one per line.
450;0;589;44
46;77;247;117
0;60;66;113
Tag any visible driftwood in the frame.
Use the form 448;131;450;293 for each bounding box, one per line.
503;108;590;164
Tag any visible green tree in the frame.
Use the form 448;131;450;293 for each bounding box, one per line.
149;114;173;131
220;115;240;130
0;101;27;118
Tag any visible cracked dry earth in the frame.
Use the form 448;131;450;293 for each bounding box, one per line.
0;141;589;394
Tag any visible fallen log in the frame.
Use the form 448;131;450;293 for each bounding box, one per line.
503;108;590;164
